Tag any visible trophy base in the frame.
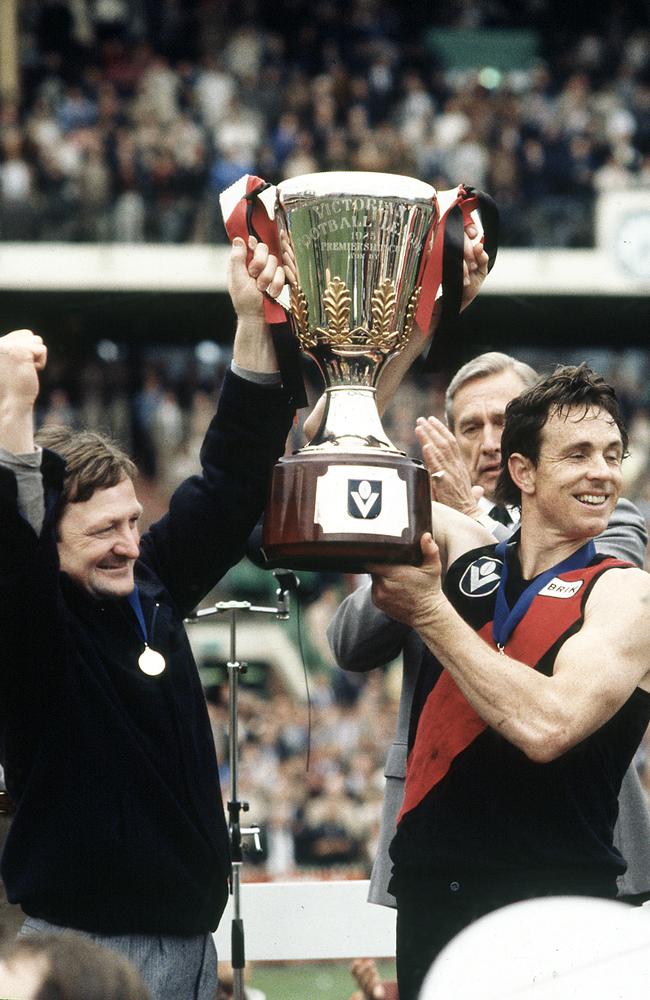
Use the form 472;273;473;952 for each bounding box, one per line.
262;451;432;573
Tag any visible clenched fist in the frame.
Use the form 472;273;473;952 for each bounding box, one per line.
0;329;47;454
0;329;47;406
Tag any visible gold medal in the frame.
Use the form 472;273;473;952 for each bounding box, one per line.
138;645;166;676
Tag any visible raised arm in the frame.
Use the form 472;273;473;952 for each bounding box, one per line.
370;535;650;763
0;331;61;687
374;222;489;416
139;239;294;614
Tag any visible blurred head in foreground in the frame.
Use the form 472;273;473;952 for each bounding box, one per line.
419;895;650;999
0;933;150;1000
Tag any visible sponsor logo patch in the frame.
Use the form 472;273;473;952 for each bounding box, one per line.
348;479;382;519
459;557;503;597
538;577;584;599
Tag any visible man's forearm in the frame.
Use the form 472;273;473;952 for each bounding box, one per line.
413;596;565;761
375;321;434;416
232;318;279;374
0;402;35;455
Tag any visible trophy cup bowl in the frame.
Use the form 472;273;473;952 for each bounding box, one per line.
262;171;438;572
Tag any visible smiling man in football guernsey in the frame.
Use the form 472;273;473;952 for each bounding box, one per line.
349;364;650;1000
329;350;650;943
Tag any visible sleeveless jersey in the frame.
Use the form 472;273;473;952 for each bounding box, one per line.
390;542;650;884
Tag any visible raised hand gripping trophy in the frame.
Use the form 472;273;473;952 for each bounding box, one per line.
222;171;490;572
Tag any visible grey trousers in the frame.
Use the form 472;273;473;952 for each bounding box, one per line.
19;916;218;1000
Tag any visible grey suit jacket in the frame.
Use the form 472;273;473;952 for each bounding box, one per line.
327;497;650;907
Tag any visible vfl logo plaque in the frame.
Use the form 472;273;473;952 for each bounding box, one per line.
459;557;503;597
348;479;382;519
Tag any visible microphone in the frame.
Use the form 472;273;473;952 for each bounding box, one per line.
272;569;299;620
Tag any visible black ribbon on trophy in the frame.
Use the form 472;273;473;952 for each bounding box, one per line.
424;185;499;371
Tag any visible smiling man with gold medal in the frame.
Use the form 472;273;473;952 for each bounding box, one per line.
0;236;294;1000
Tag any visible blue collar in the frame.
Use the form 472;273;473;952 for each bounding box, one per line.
492;536;597;649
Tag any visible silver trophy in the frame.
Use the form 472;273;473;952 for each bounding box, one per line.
224;170;467;572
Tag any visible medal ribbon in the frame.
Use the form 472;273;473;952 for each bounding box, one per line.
492;535;597;649
127;586;148;644
127;588;166;675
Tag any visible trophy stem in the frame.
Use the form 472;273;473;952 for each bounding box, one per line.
305;385;401;454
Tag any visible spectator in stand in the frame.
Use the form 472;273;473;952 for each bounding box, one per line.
0;127;36;240
10;1;650;247
195;55;236;131
55;84;97;134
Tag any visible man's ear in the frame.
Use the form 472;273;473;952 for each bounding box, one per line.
508;453;536;495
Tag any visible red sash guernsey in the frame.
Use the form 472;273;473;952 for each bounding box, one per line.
398;557;629;822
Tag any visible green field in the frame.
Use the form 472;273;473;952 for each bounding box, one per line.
249;959;396;999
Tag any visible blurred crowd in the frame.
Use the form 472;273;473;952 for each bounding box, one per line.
206;671;391;879
2;0;650;246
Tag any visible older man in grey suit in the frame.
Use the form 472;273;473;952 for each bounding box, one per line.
328;351;650;909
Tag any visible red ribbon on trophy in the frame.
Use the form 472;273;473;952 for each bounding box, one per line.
221;175;286;326
221;174;308;407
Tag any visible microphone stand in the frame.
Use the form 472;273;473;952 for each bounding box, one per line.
186;573;296;1000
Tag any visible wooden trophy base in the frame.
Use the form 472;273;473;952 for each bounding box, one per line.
262;451;432;572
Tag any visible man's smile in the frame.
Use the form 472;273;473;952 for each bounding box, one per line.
574;493;610;507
